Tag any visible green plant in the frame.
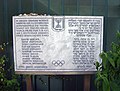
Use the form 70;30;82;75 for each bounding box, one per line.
95;32;120;91
0;42;20;91
0;55;20;91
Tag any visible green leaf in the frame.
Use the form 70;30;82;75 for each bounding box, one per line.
95;76;102;91
95;61;100;70
118;50;120;55
100;52;108;69
102;76;110;91
110;81;120;91
117;57;120;68
111;43;117;52
112;52;118;58
95;75;101;86
116;31;120;39
108;57;115;68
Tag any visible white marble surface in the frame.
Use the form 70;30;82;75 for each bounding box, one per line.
13;16;103;74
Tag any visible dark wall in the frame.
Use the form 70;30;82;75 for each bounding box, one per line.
0;0;120;91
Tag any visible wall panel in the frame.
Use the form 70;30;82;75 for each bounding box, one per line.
0;0;120;91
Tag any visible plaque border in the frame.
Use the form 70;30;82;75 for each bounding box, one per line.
13;16;103;75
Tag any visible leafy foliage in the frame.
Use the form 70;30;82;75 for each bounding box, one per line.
0;55;20;91
0;41;20;91
95;32;120;91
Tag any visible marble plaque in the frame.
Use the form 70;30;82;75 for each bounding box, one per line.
12;16;103;74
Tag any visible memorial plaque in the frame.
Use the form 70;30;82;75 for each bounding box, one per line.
13;16;103;74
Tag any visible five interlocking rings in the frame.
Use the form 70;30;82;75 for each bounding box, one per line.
52;60;65;67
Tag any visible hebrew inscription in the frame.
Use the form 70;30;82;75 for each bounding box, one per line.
13;16;103;74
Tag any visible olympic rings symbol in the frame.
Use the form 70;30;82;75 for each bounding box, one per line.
52;60;65;67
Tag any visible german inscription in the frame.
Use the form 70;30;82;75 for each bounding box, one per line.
13;16;103;74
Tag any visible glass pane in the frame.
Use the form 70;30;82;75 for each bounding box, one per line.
64;0;77;15
79;0;91;15
108;0;120;17
21;0;33;13
0;0;4;43
50;0;62;15
8;0;18;41
35;0;49;14
106;17;120;50
93;0;106;16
